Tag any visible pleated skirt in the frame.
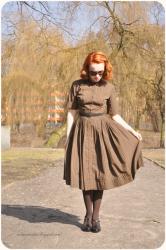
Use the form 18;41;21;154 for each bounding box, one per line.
63;113;144;190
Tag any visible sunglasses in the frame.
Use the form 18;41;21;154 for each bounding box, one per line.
89;70;104;76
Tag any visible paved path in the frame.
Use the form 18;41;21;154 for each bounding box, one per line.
1;158;165;249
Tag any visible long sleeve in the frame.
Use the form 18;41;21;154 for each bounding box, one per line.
107;84;120;116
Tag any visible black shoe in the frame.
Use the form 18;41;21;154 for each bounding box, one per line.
91;218;101;233
81;216;92;232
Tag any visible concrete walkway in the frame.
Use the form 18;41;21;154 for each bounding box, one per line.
1;158;165;249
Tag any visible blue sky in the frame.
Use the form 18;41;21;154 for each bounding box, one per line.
1;1;165;46
1;1;107;45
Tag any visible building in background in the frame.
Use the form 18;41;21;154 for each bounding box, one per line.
47;90;66;128
1;90;67;130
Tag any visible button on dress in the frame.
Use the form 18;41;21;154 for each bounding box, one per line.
63;78;144;190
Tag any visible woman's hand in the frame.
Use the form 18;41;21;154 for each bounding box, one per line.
130;130;143;141
112;115;143;141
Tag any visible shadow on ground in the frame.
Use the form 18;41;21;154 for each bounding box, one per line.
2;204;82;228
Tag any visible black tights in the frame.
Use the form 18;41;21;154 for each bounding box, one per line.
82;190;103;220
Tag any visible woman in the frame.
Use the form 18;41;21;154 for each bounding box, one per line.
63;51;144;233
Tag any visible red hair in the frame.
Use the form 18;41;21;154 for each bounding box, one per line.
80;51;112;80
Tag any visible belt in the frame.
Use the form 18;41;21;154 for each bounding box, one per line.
79;111;107;117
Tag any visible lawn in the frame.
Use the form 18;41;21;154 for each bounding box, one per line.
142;148;165;168
1;148;64;187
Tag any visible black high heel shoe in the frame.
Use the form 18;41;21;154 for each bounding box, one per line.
81;216;92;232
91;218;101;233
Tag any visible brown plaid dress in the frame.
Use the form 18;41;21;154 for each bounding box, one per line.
63;78;144;190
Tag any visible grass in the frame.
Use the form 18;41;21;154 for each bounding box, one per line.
2;148;64;161
142;148;165;168
1;148;65;187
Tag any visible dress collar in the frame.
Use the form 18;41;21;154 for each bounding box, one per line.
86;78;105;86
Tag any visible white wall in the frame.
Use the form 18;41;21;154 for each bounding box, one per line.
1;126;10;150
